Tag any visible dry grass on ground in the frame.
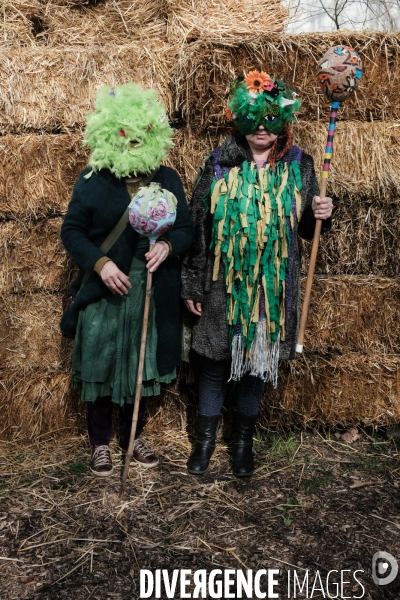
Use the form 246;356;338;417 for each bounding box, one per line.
0;414;400;599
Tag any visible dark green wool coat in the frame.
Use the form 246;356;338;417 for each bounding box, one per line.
60;166;194;376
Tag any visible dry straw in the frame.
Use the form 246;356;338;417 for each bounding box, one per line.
1;33;399;135
304;276;400;355
0;43;177;134
294;121;400;201
1;128;399;292
0;0;166;46
165;128;226;198
173;32;400;126
1;203;399;297
0;293;72;372
4;124;400;221
1;351;399;439
0;134;87;219
301;201;400;278
0;369;79;440
1;24;400;437
264;352;400;428
1;276;398;371
2;203;399;296
168;122;400;201
165;0;288;41
0;218;74;293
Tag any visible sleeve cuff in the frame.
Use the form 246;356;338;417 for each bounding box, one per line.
93;256;111;274
159;238;172;255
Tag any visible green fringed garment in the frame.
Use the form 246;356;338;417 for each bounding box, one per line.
209;160;302;383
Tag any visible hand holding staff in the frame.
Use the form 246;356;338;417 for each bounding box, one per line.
119;183;177;497
119;242;155;498
296;45;363;353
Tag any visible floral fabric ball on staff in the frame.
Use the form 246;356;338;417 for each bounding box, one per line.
181;70;333;477
61;83;194;477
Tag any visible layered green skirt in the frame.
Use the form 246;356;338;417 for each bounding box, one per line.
72;238;176;405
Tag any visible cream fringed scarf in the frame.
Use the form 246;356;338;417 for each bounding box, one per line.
209;159;302;386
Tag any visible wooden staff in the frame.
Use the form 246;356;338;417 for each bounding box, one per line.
296;101;340;353
119;241;155;497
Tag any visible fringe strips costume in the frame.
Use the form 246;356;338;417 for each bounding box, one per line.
181;70;332;477
182;135;330;377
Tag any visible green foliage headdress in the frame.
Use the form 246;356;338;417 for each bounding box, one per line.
226;71;301;136
84;83;174;178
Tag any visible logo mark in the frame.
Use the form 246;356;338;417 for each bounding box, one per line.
372;552;398;586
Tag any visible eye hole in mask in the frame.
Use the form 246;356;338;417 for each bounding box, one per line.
265;114;277;123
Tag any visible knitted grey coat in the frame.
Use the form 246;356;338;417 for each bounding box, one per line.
181;135;331;362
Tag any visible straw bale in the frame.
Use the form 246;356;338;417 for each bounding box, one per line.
165;127;226;198
0;293;71;372
1;129;212;219
2;351;398;438
305;276;400;355
301;201;400;278
294;121;400;201
262;352;400;428
0;43;177;134
165;0;288;41
174;32;400;127
168;121;400;201
1;276;398;374
167;128;400;276
0;369;80;440
3;205;398;296
0;0;166;46
0;133;87;219
3;121;399;220
0;218;74;293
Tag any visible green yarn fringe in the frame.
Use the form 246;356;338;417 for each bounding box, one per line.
209;160;302;381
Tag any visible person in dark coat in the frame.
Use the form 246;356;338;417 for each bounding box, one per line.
181;71;332;477
61;83;193;477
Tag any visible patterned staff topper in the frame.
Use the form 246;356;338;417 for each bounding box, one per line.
318;45;363;102
128;182;177;243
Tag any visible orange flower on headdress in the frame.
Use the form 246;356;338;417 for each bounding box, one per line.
244;71;270;93
225;107;233;120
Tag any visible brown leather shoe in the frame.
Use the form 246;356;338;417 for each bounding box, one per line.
133;439;159;469
90;445;114;477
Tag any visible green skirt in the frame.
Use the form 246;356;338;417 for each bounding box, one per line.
72;238;176;405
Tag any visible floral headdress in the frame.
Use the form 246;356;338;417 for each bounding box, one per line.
225;71;301;136
84;82;174;178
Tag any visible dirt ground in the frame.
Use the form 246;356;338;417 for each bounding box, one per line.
1;402;400;600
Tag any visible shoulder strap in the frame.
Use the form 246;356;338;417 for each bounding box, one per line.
78;169;157;292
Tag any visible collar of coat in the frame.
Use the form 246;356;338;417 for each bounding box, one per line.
216;133;291;166
216;135;251;167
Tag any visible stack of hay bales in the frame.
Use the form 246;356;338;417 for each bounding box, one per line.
0;0;175;439
0;2;398;438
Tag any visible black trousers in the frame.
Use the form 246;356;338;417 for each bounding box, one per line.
87;396;145;447
198;357;265;417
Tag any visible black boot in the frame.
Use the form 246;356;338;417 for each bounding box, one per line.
187;413;220;475
232;412;258;477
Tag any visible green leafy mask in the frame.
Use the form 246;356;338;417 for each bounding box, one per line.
225;71;301;136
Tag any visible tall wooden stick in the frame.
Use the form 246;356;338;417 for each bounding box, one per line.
119;241;155;497
296;101;340;353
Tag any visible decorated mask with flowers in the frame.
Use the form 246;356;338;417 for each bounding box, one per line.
83;82;174;178
225;71;301;136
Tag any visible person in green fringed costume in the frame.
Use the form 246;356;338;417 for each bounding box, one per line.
61;83;193;477
181;71;333;477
